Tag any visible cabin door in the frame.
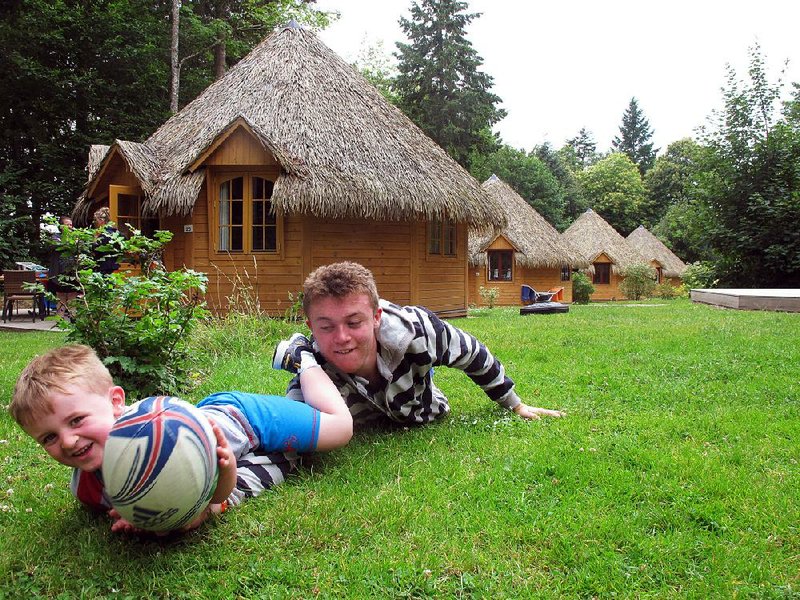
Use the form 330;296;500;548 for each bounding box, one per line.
109;185;158;237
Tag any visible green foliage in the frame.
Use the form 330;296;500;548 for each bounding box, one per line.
469;145;567;228
578;153;646;235
619;264;657;300
612;97;658;175
49;225;208;398
478;285;500;308
681;261;719;289
642;138;707;228
394;0;506;167
571;271;594;304
354;39;400;105
699;44;800;287
564;127;599;169
653;281;681;299
0;172;36;268
534;142;588;226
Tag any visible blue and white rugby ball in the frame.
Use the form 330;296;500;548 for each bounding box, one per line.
102;396;218;532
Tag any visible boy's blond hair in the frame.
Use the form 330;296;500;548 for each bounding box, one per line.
303;262;380;315
10;345;114;427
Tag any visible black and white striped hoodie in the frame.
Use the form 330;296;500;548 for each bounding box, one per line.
286;300;521;426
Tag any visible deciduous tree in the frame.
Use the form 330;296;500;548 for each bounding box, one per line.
578;153;646;235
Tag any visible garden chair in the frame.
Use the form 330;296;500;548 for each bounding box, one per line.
2;270;42;322
521;284;555;305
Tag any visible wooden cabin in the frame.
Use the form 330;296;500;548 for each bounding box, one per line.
468;176;587;305
73;24;505;318
562;209;646;301
626;225;687;287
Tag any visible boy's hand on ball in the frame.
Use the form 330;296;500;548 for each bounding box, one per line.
108;509;145;534
210;420;234;468
208;418;238;505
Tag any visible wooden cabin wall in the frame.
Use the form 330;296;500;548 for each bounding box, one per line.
589;256;625;301
468;264;572;306
305;215;413;308
415;221;468;317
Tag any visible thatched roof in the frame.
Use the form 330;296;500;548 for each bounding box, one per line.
562;209;646;274
626;225;687;278
74;23;505;230
469;176;588;268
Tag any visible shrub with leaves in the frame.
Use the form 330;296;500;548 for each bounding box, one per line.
571;272;594;304
654;281;680;299
479;285;500;308
47;224;208;398
620;264;657;300
682;261;719;290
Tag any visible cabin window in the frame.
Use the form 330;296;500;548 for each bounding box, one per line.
428;218;457;256
216;174;278;253
561;264;571;282
655;267;663;284
109;185;158;238
488;250;513;281
593;262;611;285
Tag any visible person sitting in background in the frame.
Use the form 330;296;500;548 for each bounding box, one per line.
92;207;121;275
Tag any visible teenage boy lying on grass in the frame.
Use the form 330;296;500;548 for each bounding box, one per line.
275;261;565;427
10;343;352;534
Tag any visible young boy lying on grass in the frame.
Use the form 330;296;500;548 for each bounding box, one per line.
10;343;351;534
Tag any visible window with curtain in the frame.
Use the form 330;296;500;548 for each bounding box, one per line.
217;174;278;253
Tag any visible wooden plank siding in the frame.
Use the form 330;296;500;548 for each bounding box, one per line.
468;265;573;306
589;254;625;301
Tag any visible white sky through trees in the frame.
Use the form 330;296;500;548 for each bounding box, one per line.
316;0;800;154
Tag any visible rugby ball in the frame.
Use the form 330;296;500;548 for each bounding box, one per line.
102;396;218;532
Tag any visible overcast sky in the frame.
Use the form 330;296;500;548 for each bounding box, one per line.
315;0;800;154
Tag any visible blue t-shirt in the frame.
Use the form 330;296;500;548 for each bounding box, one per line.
197;391;320;453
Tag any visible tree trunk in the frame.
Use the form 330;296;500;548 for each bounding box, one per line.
169;0;181;113
214;38;226;80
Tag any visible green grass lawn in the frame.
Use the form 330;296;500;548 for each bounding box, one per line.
1;299;798;598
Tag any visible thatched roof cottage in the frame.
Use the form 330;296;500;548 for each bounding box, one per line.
468;175;587;304
562;208;646;300
626;225;687;286
74;23;506;317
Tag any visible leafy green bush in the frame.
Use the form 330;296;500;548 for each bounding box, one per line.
682;261;718;289
620;264;657;300
571;271;594;304
654;281;680;299
479;285;500;308
46;224;208;397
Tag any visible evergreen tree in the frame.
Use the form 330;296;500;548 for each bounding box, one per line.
565;127;598;168
612;97;658;175
470;145;567;228
533;143;587;226
394;0;506;167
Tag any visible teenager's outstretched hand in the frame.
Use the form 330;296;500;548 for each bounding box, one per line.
513;403;565;420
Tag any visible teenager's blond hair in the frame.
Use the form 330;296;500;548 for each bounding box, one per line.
10;345;113;427
303;262;380;315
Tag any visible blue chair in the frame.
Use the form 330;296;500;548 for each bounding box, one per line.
521;284;554;304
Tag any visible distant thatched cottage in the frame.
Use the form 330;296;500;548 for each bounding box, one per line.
562;209;645;301
468;175;588;305
73;23;505;317
626;225;687;286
